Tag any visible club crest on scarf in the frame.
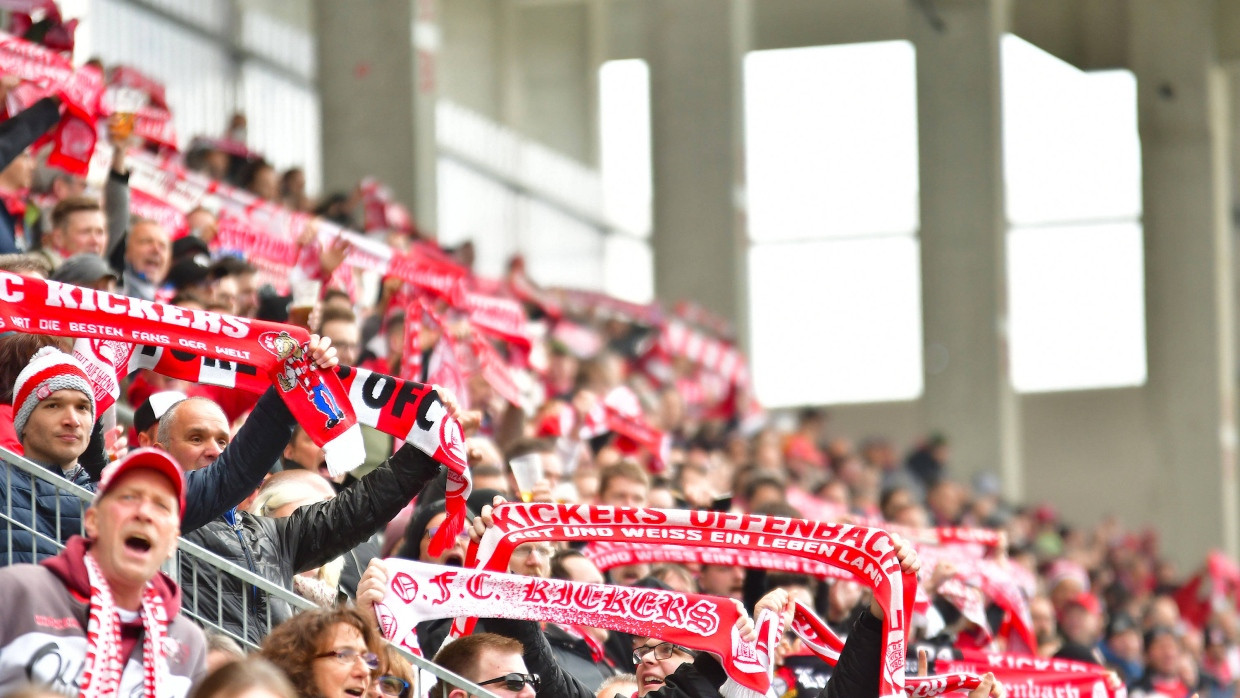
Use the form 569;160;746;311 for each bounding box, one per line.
886;638;905;675
260;330;345;429
391;572;420;603
375;602;397;638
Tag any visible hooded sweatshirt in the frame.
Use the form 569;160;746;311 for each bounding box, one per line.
0;536;208;696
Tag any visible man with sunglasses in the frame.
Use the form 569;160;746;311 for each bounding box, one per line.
429;632;539;698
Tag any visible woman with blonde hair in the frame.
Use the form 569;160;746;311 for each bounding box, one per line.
249;469;346;607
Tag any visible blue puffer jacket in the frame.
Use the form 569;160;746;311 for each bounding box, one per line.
0;461;94;565
0;387;294;566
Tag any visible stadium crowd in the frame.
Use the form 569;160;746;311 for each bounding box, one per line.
0;6;1232;698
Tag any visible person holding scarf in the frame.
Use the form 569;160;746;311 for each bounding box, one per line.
0;335;339;564
0;448;207;696
441;496;1001;698
175;388;474;645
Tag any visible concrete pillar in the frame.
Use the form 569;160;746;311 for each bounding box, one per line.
512;2;594;165
648;0;751;343
1131;0;1238;564
911;0;1022;497
314;0;438;233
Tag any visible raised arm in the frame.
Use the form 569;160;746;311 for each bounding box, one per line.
179;386;292;532
279;439;442;573
179;334;338;532
0;96;60;171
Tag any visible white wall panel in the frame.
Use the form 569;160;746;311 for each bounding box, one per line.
241;62;322;194
89;0;234;150
521;199;604;290
437;158;520;279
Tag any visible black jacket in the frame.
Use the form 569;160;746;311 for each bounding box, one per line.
487;616;721;698
820;609;883;698
544;623;617;693
181;441;442;644
487;617;595;698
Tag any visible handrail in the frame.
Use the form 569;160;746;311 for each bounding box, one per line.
0;446;498;697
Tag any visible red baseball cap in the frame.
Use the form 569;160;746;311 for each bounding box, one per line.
95;448;187;513
1066;591;1102;616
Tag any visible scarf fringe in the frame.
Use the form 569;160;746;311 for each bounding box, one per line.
322;423;365;476
719;678;775;698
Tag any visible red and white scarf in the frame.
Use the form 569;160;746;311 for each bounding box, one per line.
788;601;983;697
470;504;916;698
73;337;472;556
914;543;1036;653
938;649;1126;698
80;551;170;698
377;559;781;698
583;541;854;582
0;273;365;473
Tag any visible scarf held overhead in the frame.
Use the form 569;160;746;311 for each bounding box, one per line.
76;339;472;556
470;503;916;698
938;649;1126;698
377;559;779;698
0;272;364;472
583;540;854;582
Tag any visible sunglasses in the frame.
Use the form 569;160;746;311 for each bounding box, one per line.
315;648;380;671
374;674;411;698
478;672;541;692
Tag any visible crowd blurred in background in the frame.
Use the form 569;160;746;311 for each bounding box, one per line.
0;3;1232;698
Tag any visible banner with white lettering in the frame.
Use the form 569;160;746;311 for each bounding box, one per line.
583;540;853;582
0;271;364;473
938;649;1125;698
377;559;777;698
469;503;916;698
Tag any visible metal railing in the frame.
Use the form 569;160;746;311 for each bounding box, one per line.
0;447;498;697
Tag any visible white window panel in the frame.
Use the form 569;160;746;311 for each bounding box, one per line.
437;157;520;279
744;41;919;243
89;0;234;150
1007;222;1146;392
242;10;316;82
241;62;322;194
521;198;604;291
599;59;652;238
1002;35;1141;226
749;236;923;407
144;0;228;34
604;235;653;304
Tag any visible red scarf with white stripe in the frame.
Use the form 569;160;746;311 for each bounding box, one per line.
583;540;855;582
469;504;916;698
81;551;170;698
74;337;471;556
0;272;365;473
938;648;1125;698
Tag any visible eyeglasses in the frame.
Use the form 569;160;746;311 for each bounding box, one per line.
478;672;541;692
633;641;692;664
315;648;381;670
511;544;554;559
374;674;410;698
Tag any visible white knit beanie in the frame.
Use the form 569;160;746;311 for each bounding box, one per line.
12;346;96;438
